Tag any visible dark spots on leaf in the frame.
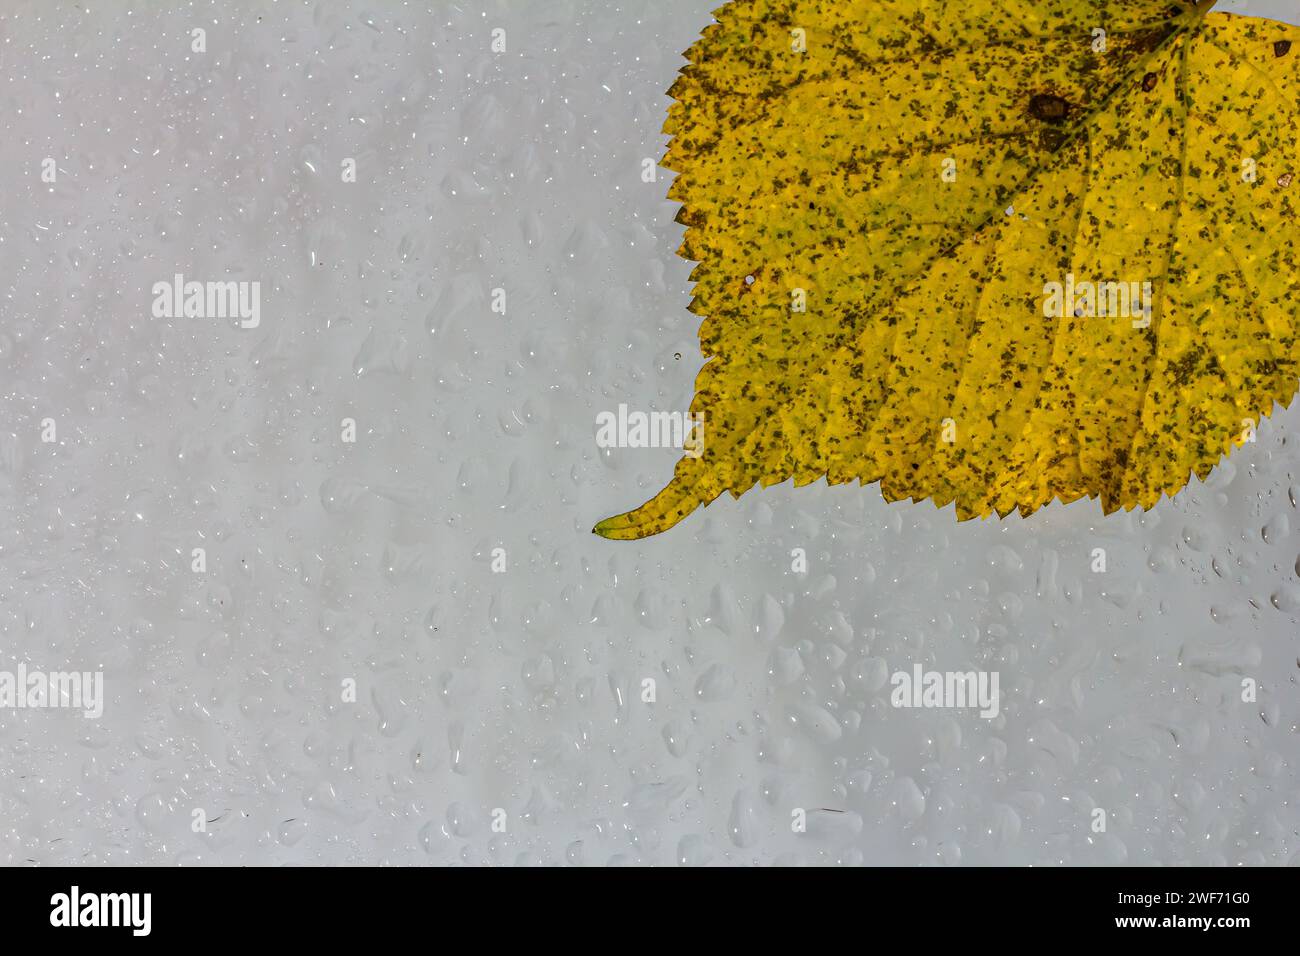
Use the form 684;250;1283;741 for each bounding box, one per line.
675;206;702;227
1131;24;1175;54
1027;93;1071;123
1167;346;1207;386
1275;40;1292;58
1039;127;1068;153
1142;72;1159;92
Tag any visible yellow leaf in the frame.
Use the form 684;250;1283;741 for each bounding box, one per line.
595;0;1300;540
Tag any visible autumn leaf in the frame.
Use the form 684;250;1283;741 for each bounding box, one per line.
594;0;1300;540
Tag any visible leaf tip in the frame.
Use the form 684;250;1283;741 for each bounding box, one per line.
593;472;715;541
591;515;623;539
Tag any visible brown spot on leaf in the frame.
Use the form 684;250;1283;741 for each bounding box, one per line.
1142;72;1159;92
1279;172;1295;188
1275;40;1292;58
1028;93;1071;123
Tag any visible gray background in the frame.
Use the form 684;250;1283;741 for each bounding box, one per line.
0;0;1296;865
